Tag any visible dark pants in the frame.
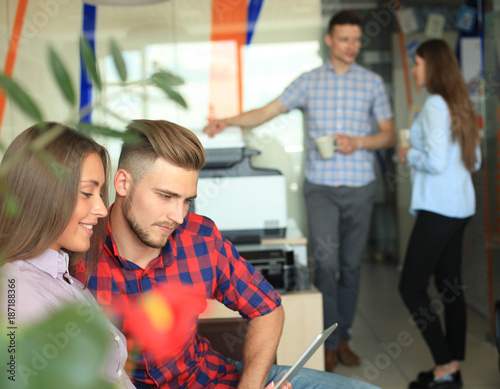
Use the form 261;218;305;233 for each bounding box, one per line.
304;180;376;349
399;210;470;365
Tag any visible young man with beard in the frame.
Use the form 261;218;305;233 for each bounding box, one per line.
75;119;380;389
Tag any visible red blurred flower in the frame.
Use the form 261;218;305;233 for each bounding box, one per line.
116;283;207;358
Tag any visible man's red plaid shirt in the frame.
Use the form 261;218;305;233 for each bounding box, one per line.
74;211;282;389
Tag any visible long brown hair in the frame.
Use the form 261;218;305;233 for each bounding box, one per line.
118;119;206;185
0;122;110;281
416;39;480;171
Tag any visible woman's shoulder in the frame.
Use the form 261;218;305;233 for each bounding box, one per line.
2;259;48;285
1;261;76;323
424;94;447;110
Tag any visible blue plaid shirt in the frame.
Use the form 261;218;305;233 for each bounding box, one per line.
279;61;393;187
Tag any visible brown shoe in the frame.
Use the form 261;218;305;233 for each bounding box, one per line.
338;340;361;367
324;349;339;372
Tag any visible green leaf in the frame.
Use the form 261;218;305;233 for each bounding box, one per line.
36;150;69;179
0;180;19;217
34;121;49;132
80;36;102;90
0;73;43;122
150;73;187;109
164;86;187;108
3;193;19;217
150;71;184;87
110;39;127;83
27;123;66;152
77;122;140;143
13;304;114;389
48;46;76;106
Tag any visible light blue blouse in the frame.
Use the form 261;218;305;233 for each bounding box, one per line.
406;94;481;218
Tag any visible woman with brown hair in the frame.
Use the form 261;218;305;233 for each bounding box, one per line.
397;39;481;389
0;122;134;388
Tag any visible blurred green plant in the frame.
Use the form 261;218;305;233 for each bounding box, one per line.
1;304;114;389
0;36;187;218
0;37;189;388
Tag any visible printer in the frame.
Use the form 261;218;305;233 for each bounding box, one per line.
234;243;311;293
193;127;287;244
235;243;292;292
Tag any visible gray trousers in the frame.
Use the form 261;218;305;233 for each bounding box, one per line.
304;180;376;350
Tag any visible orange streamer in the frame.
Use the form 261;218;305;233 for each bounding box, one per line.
0;0;30;136
208;0;247;120
394;0;413;107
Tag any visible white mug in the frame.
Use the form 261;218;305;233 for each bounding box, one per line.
315;135;337;159
399;129;410;148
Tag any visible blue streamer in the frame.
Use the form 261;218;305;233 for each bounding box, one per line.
247;0;264;45
79;4;97;123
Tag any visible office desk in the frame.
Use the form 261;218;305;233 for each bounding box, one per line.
262;218;308;267
199;286;324;370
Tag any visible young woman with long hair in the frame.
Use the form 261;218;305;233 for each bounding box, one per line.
0;122;134;388
397;39;481;389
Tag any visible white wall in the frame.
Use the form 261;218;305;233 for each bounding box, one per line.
0;0;323;236
0;0;83;146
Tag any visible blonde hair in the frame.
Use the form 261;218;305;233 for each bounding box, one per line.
416;39;480;171
118;119;205;184
0;122;109;280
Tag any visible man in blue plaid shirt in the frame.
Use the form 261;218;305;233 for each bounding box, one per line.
204;10;396;373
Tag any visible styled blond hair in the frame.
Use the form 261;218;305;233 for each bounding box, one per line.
118;119;205;184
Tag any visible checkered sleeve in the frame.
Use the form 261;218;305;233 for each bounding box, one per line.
211;231;282;320
278;73;308;112
371;74;393;122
